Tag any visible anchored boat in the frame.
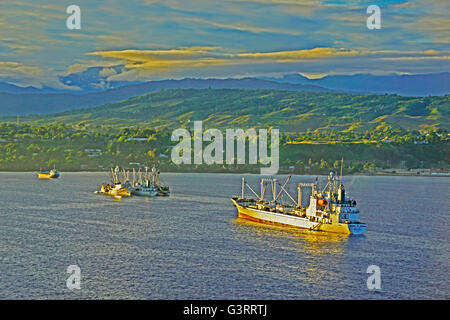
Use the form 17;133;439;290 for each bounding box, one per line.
126;167;159;197
231;171;367;235
126;166;170;197
131;181;159;197
37;168;60;179
96;183;131;198
95;165;170;198
95;166;131;198
150;166;170;197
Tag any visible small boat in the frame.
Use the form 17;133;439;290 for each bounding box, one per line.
127;166;170;197
132;183;159;197
156;185;170;197
37;169;60;179
150;166;170;196
95;166;131;198
95;183;131;198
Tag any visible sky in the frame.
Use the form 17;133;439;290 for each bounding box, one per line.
0;0;449;89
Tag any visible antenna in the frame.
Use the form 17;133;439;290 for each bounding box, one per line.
339;157;344;186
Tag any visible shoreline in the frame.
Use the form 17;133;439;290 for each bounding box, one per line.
0;170;448;178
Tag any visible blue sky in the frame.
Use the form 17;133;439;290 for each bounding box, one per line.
0;0;448;89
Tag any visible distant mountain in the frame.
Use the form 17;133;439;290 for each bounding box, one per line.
262;72;450;96
1;72;448;97
0;82;60;94
0;78;329;115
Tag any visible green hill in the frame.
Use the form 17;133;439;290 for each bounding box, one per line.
12;89;450;132
0;89;448;172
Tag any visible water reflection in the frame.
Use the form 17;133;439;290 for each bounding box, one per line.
232;217;349;256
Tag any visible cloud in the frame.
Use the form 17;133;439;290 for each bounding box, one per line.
234;47;361;60
88;50;231;78
232;0;321;4
424;49;439;55
392;1;419;9
82;45;450;81
1;1;449;88
98;67;119;78
381;56;450;61
415;15;450;34
230;0;340;17
90;46;365;62
88;47;229;71
0;61;73;89
88;46;364;75
175;17;301;35
0;61;43;77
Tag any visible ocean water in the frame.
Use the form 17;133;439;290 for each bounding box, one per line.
0;172;448;300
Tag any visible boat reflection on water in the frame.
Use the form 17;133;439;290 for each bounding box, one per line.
231;217;358;287
231;217;351;256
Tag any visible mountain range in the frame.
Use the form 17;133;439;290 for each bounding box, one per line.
0;71;448;116
262;72;450;96
0;78;329;115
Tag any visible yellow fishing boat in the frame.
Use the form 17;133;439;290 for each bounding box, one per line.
37;169;60;179
94;166;131;198
96;183;131;198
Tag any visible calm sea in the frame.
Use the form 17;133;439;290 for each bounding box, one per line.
0;172;448;299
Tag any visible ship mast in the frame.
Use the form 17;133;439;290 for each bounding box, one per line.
272;179;277;202
260;178;278;202
240;178;260;199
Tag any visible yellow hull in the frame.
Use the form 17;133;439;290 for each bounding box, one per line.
98;185;131;198
109;189;131;197
101;191;131;197
234;200;352;235
316;222;352;234
38;173;58;179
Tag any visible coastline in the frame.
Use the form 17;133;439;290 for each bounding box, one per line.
1;170;448;177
